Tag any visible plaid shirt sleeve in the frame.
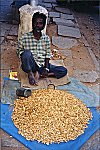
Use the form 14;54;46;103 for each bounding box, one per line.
17;37;24;58
45;36;52;59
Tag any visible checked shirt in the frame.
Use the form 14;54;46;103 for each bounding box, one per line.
17;31;51;67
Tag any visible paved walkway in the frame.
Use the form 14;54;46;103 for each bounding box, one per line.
0;0;99;150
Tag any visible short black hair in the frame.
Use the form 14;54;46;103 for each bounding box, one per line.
32;12;47;28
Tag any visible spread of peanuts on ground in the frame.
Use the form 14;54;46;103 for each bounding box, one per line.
12;89;92;144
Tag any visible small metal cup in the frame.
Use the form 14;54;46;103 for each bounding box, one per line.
16;88;31;98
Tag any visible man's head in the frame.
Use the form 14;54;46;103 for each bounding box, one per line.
32;12;47;33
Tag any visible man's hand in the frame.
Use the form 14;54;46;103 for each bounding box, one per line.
41;68;49;78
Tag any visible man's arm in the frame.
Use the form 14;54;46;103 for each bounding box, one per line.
42;58;50;77
44;36;51;69
44;58;50;69
41;36;51;77
17;37;24;58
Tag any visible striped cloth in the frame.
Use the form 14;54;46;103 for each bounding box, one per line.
17;31;51;67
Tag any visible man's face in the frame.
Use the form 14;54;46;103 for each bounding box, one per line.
33;17;44;33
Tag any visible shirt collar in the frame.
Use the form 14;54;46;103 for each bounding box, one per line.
29;31;45;40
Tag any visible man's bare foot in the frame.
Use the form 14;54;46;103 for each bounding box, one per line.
28;71;37;85
40;72;55;78
48;72;55;77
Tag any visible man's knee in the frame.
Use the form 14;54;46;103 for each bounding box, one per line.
60;66;67;77
21;50;32;59
54;66;67;79
63;67;67;75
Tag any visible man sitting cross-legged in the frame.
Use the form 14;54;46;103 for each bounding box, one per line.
17;12;67;85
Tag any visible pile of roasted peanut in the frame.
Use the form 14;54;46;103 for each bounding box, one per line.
12;89;92;144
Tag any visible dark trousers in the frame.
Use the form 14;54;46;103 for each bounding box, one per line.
21;50;67;79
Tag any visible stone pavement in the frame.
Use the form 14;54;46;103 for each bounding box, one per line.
0;0;100;150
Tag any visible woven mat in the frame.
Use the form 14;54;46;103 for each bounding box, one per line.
18;59;71;89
